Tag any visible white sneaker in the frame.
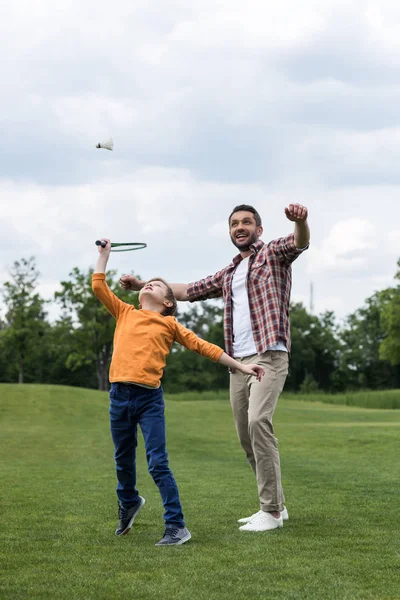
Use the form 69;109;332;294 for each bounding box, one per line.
237;509;262;524
238;506;289;524
239;511;283;532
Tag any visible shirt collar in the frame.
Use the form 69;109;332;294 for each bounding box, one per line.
232;239;265;265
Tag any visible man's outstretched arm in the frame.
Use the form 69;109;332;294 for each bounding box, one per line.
164;283;189;301
120;275;189;301
284;203;310;248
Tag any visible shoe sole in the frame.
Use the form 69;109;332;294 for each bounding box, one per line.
155;532;192;546
239;523;283;532
115;496;145;536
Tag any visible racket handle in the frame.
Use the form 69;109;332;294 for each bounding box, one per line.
95;240;107;248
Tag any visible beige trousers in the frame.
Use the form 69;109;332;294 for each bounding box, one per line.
229;351;289;512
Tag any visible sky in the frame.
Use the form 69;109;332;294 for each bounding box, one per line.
1;0;400;323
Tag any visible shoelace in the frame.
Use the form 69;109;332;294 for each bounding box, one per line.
118;505;129;520
164;527;180;540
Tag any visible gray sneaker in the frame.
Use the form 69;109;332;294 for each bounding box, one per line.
115;496;145;536
155;526;191;546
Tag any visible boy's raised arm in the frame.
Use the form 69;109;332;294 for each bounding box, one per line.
92;238;125;319
95;238;112;273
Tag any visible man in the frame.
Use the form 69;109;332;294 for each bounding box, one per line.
120;203;310;532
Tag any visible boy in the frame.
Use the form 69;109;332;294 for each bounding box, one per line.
92;238;264;546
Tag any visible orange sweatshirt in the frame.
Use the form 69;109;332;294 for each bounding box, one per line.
92;273;224;388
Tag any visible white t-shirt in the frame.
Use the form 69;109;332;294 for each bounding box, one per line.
231;257;288;358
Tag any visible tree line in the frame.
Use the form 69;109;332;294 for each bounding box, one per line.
1;257;399;393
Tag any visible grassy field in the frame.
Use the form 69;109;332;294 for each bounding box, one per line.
1;384;399;600
170;388;400;410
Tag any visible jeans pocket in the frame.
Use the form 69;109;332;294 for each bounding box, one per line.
110;382;119;396
109;384;127;417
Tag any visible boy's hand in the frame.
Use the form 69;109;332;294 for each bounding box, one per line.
242;364;265;382
94;238;111;274
97;238;112;254
120;275;145;291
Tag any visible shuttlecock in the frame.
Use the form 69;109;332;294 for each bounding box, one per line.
96;138;113;151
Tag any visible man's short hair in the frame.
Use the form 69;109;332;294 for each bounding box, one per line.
229;205;262;227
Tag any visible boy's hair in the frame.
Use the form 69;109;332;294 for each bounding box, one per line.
147;277;177;317
228;205;262;227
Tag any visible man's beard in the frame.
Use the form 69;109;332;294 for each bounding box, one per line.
230;231;259;251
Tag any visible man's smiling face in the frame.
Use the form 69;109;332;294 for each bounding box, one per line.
229;211;263;252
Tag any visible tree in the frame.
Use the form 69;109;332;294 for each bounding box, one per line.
37;318;98;388
287;303;340;392
1;258;47;383
55;267;139;391
163;301;227;393
0;316;18;382
380;259;400;368
336;290;398;390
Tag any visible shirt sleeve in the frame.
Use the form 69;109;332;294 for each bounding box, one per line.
91;273;130;319
174;322;224;362
186;269;226;302
268;233;309;265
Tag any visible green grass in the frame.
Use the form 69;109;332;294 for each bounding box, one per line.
284;389;400;410
1;384;400;600
170;388;400;410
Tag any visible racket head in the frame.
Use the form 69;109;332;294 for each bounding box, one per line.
110;242;147;252
95;240;147;251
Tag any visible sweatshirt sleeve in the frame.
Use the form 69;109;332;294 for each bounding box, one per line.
174;322;224;362
91;273;129;319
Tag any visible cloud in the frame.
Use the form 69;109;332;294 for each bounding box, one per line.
387;230;400;255
1;0;400;323
307;219;378;276
2;0;400;187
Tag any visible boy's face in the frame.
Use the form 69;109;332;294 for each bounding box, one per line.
139;280;173;311
229;210;263;251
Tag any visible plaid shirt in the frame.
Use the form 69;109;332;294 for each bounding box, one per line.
187;234;307;356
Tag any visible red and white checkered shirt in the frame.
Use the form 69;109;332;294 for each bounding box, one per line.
187;234;307;356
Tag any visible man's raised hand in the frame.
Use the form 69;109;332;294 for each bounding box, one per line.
284;204;308;222
119;275;145;291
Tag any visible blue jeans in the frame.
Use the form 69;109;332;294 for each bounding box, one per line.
109;382;185;527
